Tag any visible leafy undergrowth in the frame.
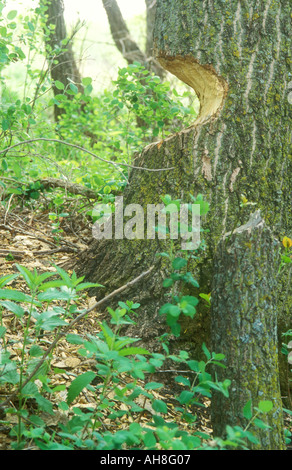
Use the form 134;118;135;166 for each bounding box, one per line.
0;196;291;451
0;199;216;450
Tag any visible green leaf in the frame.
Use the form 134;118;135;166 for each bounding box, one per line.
253;418;271;430
144;382;164;390
258;400;273;413
162;304;181;318
1;119;10;131
82;77;92;86
67;371;96;405
0;300;25;318
175;375;191;387
7;10;17;20
66;334;84;345
199;293;211;305
152;399;167;414
1;158;8;170
54;265;73;286
15;264;35;288
34;393;54;415
38;280;69;291
0;289;32;302
29;345;44;357
281;255;292;264
243;400;253;420
118;347;150;357
163;278;174;288
84;84;93;96
202;342;211;360
172;257;187;270
27;21;35;32
55;80;65;90
36;312;68;331
156;252;170;258
37;289;72;302
179;390;194;405
69;83;78;94
0;362;19;385
212;352;225;361
144;431;156;448
75;282;103;292
0;274;18;288
159;303;173;315
0;326;6;338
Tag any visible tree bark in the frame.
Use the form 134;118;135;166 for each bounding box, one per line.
41;0;84;120
74;0;291;399
210;211;285;449
102;0;146;65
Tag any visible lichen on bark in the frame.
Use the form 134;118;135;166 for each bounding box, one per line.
75;0;291;404
210;211;286;449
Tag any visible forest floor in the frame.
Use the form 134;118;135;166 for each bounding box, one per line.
0;197;291;450
0;198;214;450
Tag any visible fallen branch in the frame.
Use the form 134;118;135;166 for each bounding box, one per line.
33;246;78;256
0;265;154;409
39;178;98;199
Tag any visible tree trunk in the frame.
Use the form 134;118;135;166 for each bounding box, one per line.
41;0;84;121
210;211;285;450
145;0;163;77
102;0;164;78
74;0;291;398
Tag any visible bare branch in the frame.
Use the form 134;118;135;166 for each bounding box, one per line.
0;138;174;172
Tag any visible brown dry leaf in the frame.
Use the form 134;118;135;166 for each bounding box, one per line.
52;360;68;369
64;357;81;368
41;411;68;427
52;357;81;369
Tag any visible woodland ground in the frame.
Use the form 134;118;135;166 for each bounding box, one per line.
0;194;291;450
0;196;216;450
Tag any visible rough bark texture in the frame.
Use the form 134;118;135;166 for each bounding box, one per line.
211;211;285;450
42;0;84;120
145;0;163;76
75;0;291;400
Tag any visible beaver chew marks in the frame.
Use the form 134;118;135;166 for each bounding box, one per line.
157;55;228;125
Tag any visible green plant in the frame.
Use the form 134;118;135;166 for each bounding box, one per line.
279;236;292;273
48;194;69;243
0;264;100;449
112;61;195;140
156;193;209;336
0;195;289;450
0;255;288;450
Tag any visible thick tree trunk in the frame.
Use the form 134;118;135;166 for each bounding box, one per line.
210;211;285;449
75;0;291;398
41;0;84;120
